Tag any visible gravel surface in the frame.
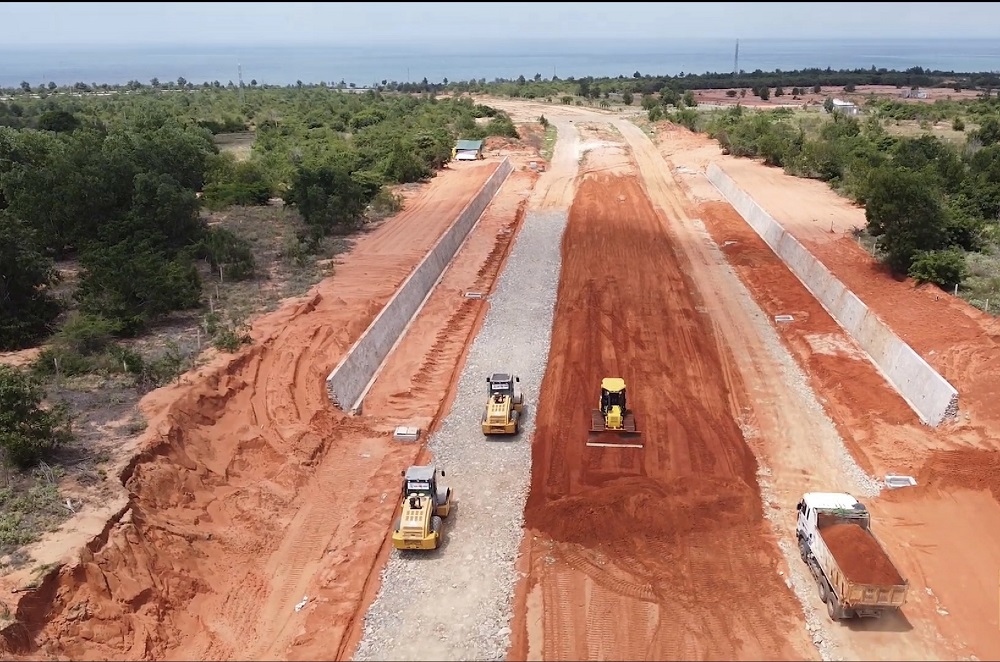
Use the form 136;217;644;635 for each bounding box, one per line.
693;217;879;661
353;209;568;662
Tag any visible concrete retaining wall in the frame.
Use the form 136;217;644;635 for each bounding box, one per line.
326;157;514;412
706;163;958;426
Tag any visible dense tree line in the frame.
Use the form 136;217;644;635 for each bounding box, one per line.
7;66;1000;108
0;86;516;468
432;66;1000;102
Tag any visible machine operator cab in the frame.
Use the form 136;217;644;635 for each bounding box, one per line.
402;465;448;506
399;465;453;520
599;377;628;413
486;373;523;409
487;373;519;399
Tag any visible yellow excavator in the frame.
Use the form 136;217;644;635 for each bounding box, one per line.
481;372;524;436
391;465;454;551
588;377;643;448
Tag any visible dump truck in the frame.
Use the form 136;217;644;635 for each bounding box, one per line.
587;377;642;448
391;465;453;551
481;372;524;436
795;492;909;620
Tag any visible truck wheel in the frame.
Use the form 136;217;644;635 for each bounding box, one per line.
817;579;827;603
826;596;840;621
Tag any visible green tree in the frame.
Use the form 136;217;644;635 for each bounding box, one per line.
865;167;950;274
285;156;379;237
125;171;202;253
963;144;1000;219
0;213;61;350
202;154;273;210
37;110;81;133
622;90;634;106
76;238;202;335
382;139;428;183
971;116;1000;146
891;135;964;194
0;365;72;469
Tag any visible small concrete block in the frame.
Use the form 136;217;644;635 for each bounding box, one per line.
774;314;795;323
393;426;420;442
464;292;485;299
884;474;917;489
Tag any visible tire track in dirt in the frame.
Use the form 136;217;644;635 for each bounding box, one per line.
519;168;812;660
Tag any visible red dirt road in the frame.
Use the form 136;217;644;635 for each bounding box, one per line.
0;162;498;661
512;173;812;660
698;201;919;476
659;127;1000;659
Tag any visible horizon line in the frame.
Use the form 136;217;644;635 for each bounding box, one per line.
1;35;996;50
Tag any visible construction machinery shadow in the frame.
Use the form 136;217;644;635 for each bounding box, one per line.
842;607;914;634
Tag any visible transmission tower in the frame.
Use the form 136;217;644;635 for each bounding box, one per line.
238;62;245;104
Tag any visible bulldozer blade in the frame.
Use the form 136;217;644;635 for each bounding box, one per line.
587;435;644;448
588;409;642;447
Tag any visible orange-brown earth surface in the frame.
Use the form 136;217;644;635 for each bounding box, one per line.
0;159;528;661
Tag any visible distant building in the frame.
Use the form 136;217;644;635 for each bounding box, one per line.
899;88;929;99
452;139;484;161
830;98;861;116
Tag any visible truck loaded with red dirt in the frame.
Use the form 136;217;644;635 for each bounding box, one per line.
796;492;909;620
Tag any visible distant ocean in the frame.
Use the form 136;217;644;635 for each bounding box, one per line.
2;38;1000;89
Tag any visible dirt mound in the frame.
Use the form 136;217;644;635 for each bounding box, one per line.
820;523;904;586
484;136;521;151
534;474;760;546
916;448;1000;500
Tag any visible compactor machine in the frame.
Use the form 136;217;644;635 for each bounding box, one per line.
588;377;643;448
391;465;453;551
481;372;524;436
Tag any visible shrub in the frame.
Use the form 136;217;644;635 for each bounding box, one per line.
0;365;72;468
195;226;256;282
908;248;968;289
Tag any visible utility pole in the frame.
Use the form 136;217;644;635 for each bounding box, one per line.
734;39;740;76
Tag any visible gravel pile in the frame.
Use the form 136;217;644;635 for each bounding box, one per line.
353;209;569;662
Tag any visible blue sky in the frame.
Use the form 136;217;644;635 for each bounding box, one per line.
1;2;995;47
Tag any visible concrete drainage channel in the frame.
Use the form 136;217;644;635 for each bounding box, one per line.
326;158;513;414
354;207;568;660
707;163;960;427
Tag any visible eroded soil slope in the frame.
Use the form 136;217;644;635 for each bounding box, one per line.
1;163;497;661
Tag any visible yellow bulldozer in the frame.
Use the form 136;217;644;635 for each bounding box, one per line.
587;377;643;448
391;465;454;551
481;372;524;436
